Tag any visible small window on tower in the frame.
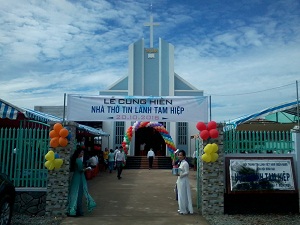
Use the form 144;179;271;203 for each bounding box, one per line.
148;53;155;59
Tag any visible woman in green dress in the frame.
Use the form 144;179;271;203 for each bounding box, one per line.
67;149;96;216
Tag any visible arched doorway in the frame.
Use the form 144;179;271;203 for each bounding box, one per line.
135;127;165;156
122;121;176;158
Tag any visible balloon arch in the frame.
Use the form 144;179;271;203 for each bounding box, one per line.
121;121;176;157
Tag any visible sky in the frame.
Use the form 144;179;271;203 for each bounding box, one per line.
0;0;299;123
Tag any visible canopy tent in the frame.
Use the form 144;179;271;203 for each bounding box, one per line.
0;98;109;136
24;108;109;136
0;98;24;120
224;100;300;131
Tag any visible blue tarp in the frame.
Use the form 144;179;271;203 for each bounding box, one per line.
23;108;109;136
224;100;299;131
0;98;109;136
0;98;24;120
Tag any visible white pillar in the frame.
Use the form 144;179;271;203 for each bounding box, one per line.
292;126;300;211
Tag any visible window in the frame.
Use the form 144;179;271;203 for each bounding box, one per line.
159;122;167;129
177;122;187;145
115;122;125;146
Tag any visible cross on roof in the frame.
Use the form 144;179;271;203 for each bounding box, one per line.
144;15;159;48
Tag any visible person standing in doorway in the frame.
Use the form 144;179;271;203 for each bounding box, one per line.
114;146;126;179
176;149;193;215
67;149;96;216
147;148;155;169
140;143;146;156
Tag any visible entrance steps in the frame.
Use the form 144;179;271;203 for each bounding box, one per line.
125;156;172;169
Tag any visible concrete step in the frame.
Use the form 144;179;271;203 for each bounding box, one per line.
125;156;172;169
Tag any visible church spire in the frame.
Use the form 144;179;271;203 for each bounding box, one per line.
144;14;159;48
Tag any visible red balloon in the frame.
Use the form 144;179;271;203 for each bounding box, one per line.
59;128;69;138
196;122;207;131
59;137;68;147
207;121;217;130
200;130;210;140
50;137;59;148
209;129;219;139
49;130;59;139
53;123;63;134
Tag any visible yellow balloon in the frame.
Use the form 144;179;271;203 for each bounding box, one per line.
45;160;55;170
211;143;219;153
48;162;55;170
54;159;63;169
204;144;213;154
211;153;219;162
45;150;55;161
45;160;51;169
201;153;211;162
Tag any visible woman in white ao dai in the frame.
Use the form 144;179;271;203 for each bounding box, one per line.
176;149;193;215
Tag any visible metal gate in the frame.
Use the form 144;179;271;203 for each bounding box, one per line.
0;125;50;188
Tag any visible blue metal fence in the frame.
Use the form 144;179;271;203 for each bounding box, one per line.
224;130;294;154
0;127;49;188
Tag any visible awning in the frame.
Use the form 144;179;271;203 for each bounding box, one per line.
0;98;24;120
77;124;109;137
23;108;109;136
24;108;63;123
224;100;300;131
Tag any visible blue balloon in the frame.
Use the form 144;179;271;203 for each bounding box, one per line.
67;133;72;141
55;153;60;159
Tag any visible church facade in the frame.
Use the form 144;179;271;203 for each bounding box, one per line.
99;16;205;157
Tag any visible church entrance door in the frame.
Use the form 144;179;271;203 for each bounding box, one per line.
134;127;165;156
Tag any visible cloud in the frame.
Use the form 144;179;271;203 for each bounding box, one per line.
0;0;299;122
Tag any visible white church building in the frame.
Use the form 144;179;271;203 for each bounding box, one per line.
36;16;207;157
96;16;206;157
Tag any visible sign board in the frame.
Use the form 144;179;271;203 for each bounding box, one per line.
67;95;208;122
225;157;297;193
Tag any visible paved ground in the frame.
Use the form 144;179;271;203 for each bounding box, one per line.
60;168;210;225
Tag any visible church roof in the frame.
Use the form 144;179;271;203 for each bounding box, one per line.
100;72;204;96
106;76;128;91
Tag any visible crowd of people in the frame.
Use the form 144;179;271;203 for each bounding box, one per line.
67;144;128;216
67;141;194;216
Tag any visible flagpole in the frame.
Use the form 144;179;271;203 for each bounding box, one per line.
209;95;212;121
296;80;299;129
63;93;66;126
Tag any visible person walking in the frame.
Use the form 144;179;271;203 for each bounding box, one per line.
193;151;197;171
147;148;155;169
114;146;126;179
172;149;180;201
67;149;96;216
108;149;115;173
103;147;109;171
114;146;119;155
176;149;193;215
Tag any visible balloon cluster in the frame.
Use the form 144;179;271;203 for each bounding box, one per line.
44;123;70;170
122;121;177;156
196;121;220;163
196;121;219;140
201;143;219;163
49;123;70;148
44;150;63;170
